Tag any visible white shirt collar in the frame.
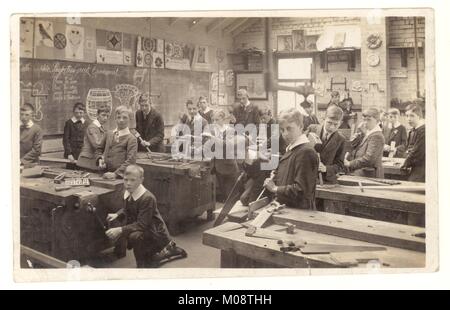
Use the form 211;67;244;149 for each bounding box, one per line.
93;119;102;128
393;121;402;129
365;125;382;137
21;120;34;129
113;127;131;137
286;134;310;152
123;184;147;201
71;116;85;124
415;119;425;129
203;107;211;114
244;100;251;108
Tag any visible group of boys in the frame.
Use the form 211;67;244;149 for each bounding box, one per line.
19;89;426;267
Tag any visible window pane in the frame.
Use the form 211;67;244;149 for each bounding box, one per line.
278;58;313;79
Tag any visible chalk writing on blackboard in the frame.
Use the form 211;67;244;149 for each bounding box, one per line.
20;81;44;121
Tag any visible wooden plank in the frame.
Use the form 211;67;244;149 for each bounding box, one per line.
203;222;425;268
316;180;424;214
223;18;249;35
206;18;227;33
231;18;260;37
248;197;271;217
40;156;74;164
253;208;425;252
21;245;67;268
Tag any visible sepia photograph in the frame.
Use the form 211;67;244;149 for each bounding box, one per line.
10;7;439;284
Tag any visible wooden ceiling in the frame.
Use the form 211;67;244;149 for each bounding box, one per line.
159;17;261;37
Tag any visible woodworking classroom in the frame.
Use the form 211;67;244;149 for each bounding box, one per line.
17;12;429;271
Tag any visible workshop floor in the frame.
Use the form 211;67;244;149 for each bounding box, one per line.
88;203;224;268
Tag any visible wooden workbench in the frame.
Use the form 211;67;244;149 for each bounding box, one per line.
136;152;216;234
382;157;409;180
203;207;425;268
316;175;425;226
20;167;124;264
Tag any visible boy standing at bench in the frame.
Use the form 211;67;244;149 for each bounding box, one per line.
63;102;89;169
263;108;319;209
100;105;138;180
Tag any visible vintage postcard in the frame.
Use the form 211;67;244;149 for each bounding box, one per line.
11;8;438;283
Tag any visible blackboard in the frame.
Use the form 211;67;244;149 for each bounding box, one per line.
20;58;210;135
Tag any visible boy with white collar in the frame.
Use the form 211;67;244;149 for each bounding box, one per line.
263;108;318;209
400;102;426;182
100;105;137;180
63;102;89;169
106;165;186;268
383;108;407;157
345;108;385;178
20;103;42;168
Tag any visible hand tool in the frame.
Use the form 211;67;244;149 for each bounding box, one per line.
214;171;246;227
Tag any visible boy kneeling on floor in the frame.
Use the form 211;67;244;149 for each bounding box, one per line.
105;165;187;268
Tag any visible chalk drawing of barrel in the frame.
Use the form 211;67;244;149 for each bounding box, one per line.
86;88;113;120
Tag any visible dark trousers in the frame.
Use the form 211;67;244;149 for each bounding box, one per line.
115;231;170;268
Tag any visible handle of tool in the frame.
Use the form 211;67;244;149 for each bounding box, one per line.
257;171;276;200
318;154;324;186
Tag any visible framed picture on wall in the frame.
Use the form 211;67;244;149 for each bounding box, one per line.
235;72;268;100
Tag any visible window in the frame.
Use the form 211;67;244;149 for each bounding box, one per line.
276;57;314;112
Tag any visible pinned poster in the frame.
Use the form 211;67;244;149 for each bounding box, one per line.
35;20;54;47
225;70;234;87
165;40;192;70
33;20;55;59
106;31;123;51
136;36;164;68
66;25;84;60
96;29;124;64
20;18;34;58
191;45;212;72
122;33;133;65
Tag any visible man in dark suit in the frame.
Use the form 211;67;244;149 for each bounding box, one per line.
401;102;426;182
135;93;165;153
307;105;346;183
301;99;320;130
232;88;260;128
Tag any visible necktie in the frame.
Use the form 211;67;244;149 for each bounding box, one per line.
114;131;120;143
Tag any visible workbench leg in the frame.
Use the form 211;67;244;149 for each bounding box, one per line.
220;249;237;268
408;212;425;227
206;209;215;221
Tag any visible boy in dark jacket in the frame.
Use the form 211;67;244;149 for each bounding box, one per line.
135;93;165;153
307;105;346;184
63;102;89;169
263;108;318;209
106;165;186;268
401;102;426;182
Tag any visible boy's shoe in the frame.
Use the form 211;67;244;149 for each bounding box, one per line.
150;241;187;266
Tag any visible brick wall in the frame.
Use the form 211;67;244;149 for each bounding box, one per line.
388;17;425;48
235;17;361;50
389;48;425;103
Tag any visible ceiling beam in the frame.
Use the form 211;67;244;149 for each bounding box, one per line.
168;18;181;26
189;18;205;30
206;18;227;33
223;18;249;36
231;18;260;37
